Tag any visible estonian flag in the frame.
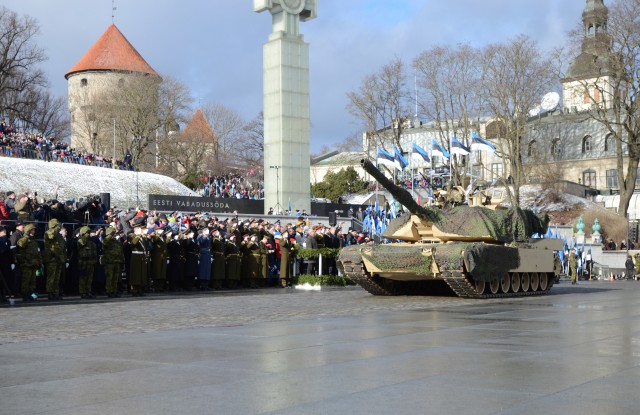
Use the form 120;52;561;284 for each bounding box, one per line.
450;137;470;156
377;147;396;169
394;147;409;170
470;132;496;153
411;143;431;166
432;139;450;159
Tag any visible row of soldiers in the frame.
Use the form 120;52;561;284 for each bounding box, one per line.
2;218;296;302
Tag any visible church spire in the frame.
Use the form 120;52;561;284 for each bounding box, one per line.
582;0;609;55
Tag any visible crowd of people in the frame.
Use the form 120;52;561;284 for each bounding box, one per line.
0;190;373;304
0;122;134;170
197;172;263;200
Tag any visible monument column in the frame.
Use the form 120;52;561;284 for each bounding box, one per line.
254;0;317;214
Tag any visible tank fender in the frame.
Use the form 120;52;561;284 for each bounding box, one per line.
462;243;520;282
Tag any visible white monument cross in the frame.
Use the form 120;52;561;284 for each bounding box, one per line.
254;0;317;214
254;0;317;36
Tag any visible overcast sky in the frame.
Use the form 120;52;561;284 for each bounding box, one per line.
4;0;586;152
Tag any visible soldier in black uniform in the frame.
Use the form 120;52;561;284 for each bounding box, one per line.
211;229;226;289
167;232;185;291
183;230;199;291
150;228;168;292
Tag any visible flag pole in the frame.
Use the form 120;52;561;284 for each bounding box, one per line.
411;145;415;199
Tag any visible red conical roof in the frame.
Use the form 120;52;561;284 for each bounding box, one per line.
183;109;218;143
65;24;157;79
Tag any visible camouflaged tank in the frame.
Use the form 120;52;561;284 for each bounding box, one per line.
337;160;563;298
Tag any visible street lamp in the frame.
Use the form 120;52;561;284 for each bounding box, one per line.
269;165;282;214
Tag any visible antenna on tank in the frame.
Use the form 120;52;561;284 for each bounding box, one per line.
112;0;117;23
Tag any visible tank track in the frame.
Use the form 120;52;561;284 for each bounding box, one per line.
441;271;553;299
339;257;553;299
338;257;395;296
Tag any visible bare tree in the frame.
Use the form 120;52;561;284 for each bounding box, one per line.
567;0;640;217
0;6;48;122
105;73;162;168
347;57;411;155
202;103;245;171
413;44;484;185
480;35;555;206
237;112;264;170
21;88;69;139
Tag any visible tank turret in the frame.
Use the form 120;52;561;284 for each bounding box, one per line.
361;159;548;243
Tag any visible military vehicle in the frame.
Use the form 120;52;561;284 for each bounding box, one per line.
338;160;563;298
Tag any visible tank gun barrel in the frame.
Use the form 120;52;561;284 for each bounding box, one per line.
361;159;438;222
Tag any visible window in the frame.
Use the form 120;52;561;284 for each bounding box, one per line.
472;164;484;180
491;163;503;180
527;140;537;157
582;135;592;153
81;78;88;87
551;139;561;157
605;133;613;152
606;169;618;188
583;169;596;187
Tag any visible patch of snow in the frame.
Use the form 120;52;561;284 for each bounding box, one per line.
0;157;194;209
294;283;321;291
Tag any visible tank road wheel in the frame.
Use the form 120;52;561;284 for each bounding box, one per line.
521;273;531;292
539;272;549;291
500;273;511;293
488;278;500;294
474;279;486;295
530;273;540;292
510;273;521;293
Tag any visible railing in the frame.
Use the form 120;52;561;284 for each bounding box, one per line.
0;144;134;170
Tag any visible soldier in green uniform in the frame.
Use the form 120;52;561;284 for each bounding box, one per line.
102;227;124;297
279;232;293;287
245;235;261;288
77;226;98;299
225;234;241;289
150;228;168;292
239;234;251;288
128;226;149;296
44;219;66;300
569;248;578;285
259;235;270;286
211;229;226;289
17;224;42;302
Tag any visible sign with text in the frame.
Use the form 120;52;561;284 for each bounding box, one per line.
148;194;264;214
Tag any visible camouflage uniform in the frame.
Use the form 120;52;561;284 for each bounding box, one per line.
16;224;42;301
569;250;578;285
77;226;97;298
102;227;124;297
44;219;67;300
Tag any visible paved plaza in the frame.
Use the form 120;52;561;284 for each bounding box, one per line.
1;281;639;414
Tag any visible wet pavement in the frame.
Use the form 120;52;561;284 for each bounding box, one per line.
1;281;639;414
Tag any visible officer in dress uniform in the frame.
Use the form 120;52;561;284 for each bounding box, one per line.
197;227;212;290
183;230;199;291
225;234;241;289
167;231;185;291
211;228;226;289
128;226;149;296
279;231;293;287
150;228;168;292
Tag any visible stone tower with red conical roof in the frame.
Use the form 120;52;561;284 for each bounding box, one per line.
65;24;158;154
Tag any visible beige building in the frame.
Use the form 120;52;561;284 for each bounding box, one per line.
65;24;159;157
